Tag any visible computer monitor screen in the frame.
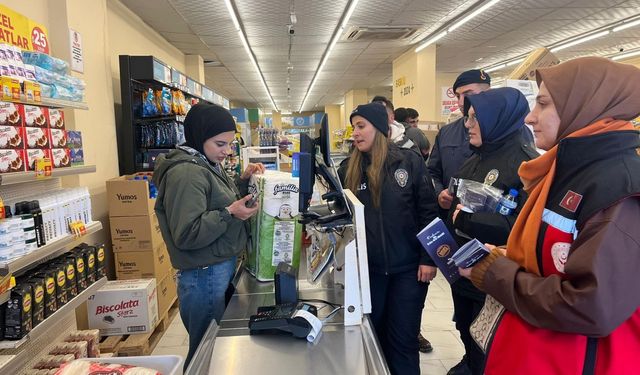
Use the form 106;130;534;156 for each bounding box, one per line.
298;133;315;214
319;114;332;167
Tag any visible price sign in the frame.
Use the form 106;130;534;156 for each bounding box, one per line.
31;26;49;54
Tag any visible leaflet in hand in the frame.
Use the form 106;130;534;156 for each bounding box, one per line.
416;218;460;283
416;218;490;284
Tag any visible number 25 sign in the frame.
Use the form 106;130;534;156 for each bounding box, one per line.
31;26;49;54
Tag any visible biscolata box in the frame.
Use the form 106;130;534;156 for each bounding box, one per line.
246;170;303;281
87;279;158;336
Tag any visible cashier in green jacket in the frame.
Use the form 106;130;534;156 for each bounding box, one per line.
153;103;264;369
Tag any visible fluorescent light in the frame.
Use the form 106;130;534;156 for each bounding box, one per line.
226;1;277;110
415;31;448;52
485;63;506;73
448;0;501;32
613;18;640;32
299;0;359;112
550;30;610;52
612;49;640;61
506;58;525;66
224;0;240;31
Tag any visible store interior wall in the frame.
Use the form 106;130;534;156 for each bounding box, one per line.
392;45;437;122
435;72;460;123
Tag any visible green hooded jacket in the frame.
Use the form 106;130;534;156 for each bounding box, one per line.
152;146;250;270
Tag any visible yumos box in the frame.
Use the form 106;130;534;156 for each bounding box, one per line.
114;243;172;280
156;270;177;317
246;170;303;281
87;279;159;336
109;213;163;252
106;175;155;217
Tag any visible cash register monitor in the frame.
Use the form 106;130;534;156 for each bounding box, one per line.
298;113;350;224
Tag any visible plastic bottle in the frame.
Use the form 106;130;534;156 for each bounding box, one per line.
496;189;519;216
29;201;46;247
15;201;38;254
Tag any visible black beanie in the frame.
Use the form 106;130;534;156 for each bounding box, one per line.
184;103;237;155
350;103;389;137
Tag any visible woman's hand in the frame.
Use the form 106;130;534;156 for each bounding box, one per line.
459;266;473;279
226;194;260;220
241;163;265;180
452;204;464;224
418;265;437;283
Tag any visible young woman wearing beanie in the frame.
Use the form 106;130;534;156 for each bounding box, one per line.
445;87;539;375
338;102;439;375
460;57;640;374
152;103;265;369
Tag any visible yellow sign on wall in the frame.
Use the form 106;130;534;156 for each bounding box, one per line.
0;5;49;53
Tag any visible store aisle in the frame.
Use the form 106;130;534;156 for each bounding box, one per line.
152;272;464;373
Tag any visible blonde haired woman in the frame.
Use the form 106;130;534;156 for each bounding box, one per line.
338;102;439;375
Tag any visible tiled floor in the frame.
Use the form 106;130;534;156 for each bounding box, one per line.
152;272;463;374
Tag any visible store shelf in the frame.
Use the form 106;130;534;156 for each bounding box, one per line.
0;277;107;350
0;221;103;276
0;289;9;305
135;114;185;123
0;165;96;186
5;94;89;110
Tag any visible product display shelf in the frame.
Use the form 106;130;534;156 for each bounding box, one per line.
0;165;97;186
0;276;107;350
7;94;90;110
135;114;186;124
0;221;102;277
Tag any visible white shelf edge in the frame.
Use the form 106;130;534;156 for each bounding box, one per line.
0;221;103;276
11;94;89;110
0;277;107;350
0;165;96;186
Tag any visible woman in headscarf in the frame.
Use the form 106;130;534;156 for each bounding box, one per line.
460;57;640;374
152;103;264;369
445;87;539;375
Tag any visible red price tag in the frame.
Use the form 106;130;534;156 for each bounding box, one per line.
31;27;49;54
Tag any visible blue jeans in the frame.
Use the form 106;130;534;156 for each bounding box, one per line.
177;257;236;369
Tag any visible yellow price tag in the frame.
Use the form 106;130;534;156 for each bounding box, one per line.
35;157;52;178
69;221;86;237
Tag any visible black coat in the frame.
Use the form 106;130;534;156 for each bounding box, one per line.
447;131;539;299
339;144;439;274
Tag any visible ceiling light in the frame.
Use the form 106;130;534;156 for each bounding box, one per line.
224;0;240;31
485;63;506;73
299;0;359;112
448;0;501;32
611;49;640;61
415;31;448;52
613;18;640;32
225;0;277;110
550;30;610;52
506;58;525;66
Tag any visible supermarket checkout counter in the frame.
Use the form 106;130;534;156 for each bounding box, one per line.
184;259;389;375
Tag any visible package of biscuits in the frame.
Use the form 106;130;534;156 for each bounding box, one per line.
66;131;82;148
26;149;52;171
0;149;25;173
0;125;24;149
24;105;49;128
33;354;76;370
0;102;23;127
51;148;71;168
49;129;67;148
48;109;65;129
49;341;88;359
25;127;50;149
65;329;100;357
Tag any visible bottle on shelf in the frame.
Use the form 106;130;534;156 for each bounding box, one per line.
496;189;519;216
15;201;38;255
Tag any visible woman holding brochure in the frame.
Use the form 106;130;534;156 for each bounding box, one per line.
445;87;539;375
460;57;640;375
338;102;439;375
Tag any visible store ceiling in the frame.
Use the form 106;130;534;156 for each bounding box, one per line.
121;0;640;112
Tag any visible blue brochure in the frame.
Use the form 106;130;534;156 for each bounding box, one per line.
417;218;461;283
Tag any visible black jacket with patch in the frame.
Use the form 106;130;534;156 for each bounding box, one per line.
447;131;538;298
338;144;439;274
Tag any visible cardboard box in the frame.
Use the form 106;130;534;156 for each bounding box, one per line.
51;148;70;168
0;125;24;148
507;47;560;81
26;148;52;171
48;109;65;129
87;279;159;336
0;102;23;127
106;174;155;217
67;130;82;148
0;149;25;173
156;270;177;317
25;126;49;148
70;148;84;166
1;77;20;101
114;243;172;280
23;105;48;128
49;128;67;148
109;213;163;252
23;80;41;103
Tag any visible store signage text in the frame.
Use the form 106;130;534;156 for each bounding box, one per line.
0;5;49;53
395;76;414;97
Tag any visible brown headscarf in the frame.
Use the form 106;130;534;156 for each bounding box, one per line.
536;56;640;142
